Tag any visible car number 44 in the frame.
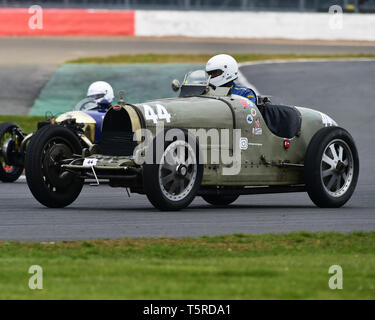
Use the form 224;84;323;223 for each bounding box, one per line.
143;104;171;124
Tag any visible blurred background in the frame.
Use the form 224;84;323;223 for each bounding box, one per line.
2;0;375;12
1;0;375;116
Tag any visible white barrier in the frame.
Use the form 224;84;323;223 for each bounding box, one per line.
135;10;375;41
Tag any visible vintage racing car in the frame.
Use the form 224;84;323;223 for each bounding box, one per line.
0;98;108;182
24;70;359;211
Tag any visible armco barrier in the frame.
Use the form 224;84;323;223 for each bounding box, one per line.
0;9;135;36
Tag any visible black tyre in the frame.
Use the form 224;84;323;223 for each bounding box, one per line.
202;194;239;206
0;122;24;182
304;126;359;208
25;125;84;208
143;129;203;211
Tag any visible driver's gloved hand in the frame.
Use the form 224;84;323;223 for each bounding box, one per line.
263;97;271;104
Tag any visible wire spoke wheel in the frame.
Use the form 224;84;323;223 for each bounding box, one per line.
158;140;197;202
143;129;203;211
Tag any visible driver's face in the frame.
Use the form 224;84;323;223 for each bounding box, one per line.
207;69;224;79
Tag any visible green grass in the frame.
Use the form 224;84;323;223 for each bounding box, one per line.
1;232;375;299
0;115;44;133
67;53;375;64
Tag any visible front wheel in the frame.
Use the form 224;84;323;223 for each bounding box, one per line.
304;126;359;208
25;125;84;208
143;129;203;211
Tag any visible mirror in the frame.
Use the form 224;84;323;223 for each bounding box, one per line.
171;79;181;92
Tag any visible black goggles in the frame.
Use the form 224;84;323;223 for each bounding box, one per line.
207;69;224;79
88;93;105;100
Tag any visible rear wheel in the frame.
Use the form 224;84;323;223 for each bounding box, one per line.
25;125;84;208
143;129;203;211
304;126;359;208
202;194;239;206
0;122;24;182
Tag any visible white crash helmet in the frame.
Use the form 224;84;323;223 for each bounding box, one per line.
87;81;114;104
205;54;239;87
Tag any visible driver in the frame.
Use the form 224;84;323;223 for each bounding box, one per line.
86;81;114;109
206;54;257;105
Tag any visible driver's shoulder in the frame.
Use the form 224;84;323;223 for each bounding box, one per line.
232;83;254;93
232;84;248;90
232;84;255;97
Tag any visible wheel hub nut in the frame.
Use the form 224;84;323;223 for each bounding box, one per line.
176;164;187;177
336;161;346;173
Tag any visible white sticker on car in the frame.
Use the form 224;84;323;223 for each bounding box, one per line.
246;114;253;124
252;128;263;136
252;118;262;136
83;158;98;167
251;108;257;117
319;112;337;127
240;137;248;150
240;138;262;150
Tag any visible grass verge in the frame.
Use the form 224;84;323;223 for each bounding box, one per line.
0;115;44;133
1;232;374;299
67;53;375;64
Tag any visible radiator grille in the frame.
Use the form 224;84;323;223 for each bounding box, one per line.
100;108;138;156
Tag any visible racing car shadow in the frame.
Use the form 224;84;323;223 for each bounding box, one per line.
190;204;318;210
46;202;363;216
58;203;325;213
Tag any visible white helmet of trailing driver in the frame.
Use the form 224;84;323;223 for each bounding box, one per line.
205;54;239;87
87;81;114;104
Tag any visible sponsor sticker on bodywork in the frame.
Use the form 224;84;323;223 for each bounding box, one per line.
252;118;262;136
240;98;255;109
246;114;253;124
240;99;249;108
240;137;248;150
251;108;257;117
240;137;263;150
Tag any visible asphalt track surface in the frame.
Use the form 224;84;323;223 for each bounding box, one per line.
0;59;374;241
1;36;375;114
